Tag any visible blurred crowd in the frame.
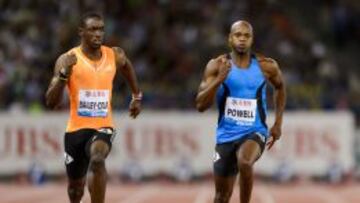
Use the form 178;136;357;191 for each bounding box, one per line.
0;0;359;125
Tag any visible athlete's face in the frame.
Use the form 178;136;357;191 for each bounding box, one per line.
228;23;253;55
80;18;105;49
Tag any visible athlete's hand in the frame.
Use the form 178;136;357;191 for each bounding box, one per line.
129;99;141;119
216;55;231;83
60;52;77;78
266;124;282;150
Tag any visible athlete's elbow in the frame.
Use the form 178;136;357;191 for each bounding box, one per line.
45;93;51;107
195;102;207;112
46;98;57;109
45;94;58;109
195;96;209;112
275;80;286;91
196;105;204;112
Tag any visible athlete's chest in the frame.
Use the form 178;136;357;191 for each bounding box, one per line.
225;66;265;91
70;61;116;86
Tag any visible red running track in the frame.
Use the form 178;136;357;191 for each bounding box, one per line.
1;181;359;203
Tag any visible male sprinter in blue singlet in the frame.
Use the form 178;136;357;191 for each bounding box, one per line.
196;20;286;203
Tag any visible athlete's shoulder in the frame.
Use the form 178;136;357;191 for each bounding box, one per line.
254;53;282;79
211;53;229;61
111;46;127;67
206;54;222;71
111;46;127;59
203;53;228;76
63;46;79;55
208;53;228;66
111;46;125;55
56;48;77;64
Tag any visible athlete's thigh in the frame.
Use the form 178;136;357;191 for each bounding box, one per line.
88;140;110;159
236;136;264;164
64;130;93;179
214;141;239;176
85;127;115;158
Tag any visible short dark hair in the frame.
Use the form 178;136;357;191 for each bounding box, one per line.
80;12;103;28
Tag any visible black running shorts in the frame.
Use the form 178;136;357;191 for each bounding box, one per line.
213;132;267;177
64;127;115;179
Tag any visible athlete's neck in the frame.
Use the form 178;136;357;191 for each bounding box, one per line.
80;43;102;61
231;51;251;68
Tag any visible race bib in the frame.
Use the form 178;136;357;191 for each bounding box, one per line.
78;90;109;117
224;97;257;124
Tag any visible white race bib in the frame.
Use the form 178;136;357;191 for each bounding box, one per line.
224;97;257;124
78;90;109;117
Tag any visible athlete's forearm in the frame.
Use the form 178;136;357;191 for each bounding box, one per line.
273;84;286;126
196;79;222;112
45;77;66;109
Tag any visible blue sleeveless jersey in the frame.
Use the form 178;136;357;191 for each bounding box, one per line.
216;55;268;144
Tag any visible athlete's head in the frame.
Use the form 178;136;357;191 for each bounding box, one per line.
79;12;104;49
228;20;253;55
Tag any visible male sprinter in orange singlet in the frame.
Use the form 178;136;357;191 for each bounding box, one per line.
45;13;142;203
196;21;286;203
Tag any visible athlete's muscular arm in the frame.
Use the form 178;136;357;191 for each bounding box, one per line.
113;47;141;118
196;55;231;112
259;58;286;149
45;53;77;109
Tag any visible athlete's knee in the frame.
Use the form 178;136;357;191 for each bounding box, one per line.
214;191;232;203
236;139;262;165
68;183;84;201
237;150;259;169
238;158;254;170
90;140;109;158
89;153;106;173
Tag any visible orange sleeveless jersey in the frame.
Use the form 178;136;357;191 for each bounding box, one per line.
65;46;117;132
